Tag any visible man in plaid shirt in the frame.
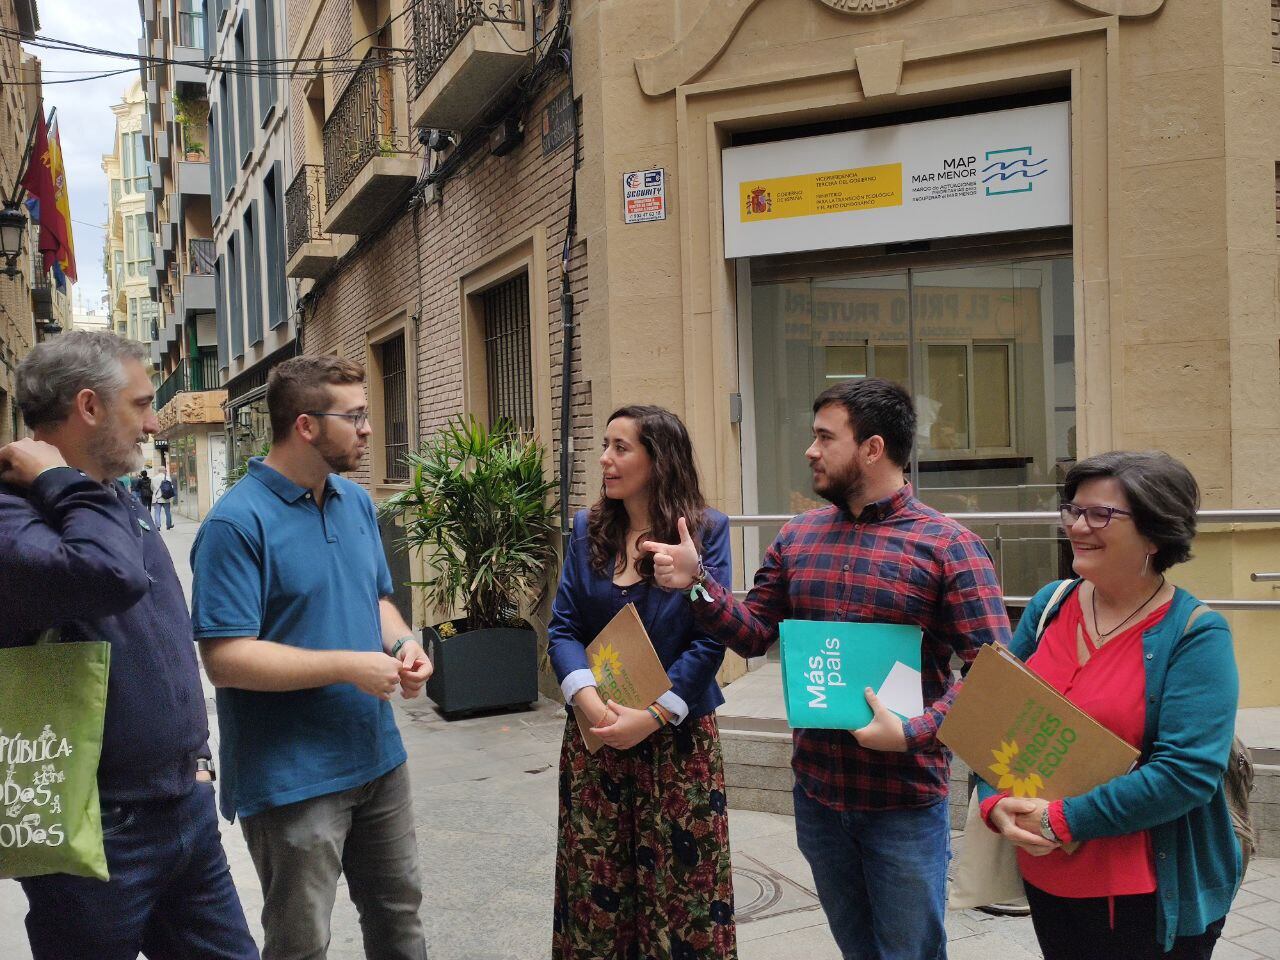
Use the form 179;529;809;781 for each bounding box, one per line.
646;378;1010;960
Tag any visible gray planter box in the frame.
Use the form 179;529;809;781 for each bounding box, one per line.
423;625;539;719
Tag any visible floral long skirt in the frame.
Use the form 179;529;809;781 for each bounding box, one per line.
551;712;738;960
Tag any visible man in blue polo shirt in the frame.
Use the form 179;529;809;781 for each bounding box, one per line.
191;355;432;960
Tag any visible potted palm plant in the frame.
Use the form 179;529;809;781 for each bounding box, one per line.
381;417;559;718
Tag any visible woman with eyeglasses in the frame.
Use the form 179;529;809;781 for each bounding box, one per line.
977;451;1241;960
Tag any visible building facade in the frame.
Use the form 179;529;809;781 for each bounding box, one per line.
207;0;296;474
1;0;53;446
250;0;1280;704
102;79;157;353
139;0;227;520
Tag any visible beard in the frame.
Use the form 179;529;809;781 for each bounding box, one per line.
314;423;364;474
812;458;864;510
89;421;144;479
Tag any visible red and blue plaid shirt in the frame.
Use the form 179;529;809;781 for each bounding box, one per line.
698;485;1010;811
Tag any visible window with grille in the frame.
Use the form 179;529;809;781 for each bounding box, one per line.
379;334;409;482
481;273;534;432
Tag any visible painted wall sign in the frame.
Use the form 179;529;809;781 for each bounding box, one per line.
722;102;1071;258
623;168;667;224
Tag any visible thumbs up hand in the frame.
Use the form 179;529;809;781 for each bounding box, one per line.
642;516;701;591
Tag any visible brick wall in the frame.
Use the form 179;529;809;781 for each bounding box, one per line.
290;1;592;513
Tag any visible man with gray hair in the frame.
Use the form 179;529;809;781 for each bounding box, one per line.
0;332;258;960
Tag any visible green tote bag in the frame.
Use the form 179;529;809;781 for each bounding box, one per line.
0;631;111;881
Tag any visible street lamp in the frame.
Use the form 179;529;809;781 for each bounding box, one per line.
0;201;28;279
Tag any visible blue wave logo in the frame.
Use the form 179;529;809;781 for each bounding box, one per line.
982;148;1047;195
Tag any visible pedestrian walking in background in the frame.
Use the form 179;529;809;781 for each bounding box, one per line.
135;468;153;514
645;378;1011;960
0;331;258;960
153;471;175;529
190;355;432;960
980;451;1241;959
548;405;737;960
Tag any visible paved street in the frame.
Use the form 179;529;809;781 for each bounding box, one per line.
2;516;1277;959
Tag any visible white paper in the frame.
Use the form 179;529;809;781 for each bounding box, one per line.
876;660;924;720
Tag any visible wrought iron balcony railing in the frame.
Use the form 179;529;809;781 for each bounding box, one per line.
188;237;215;276
411;0;525;96
321;47;414;209
285;164;326;261
155;351;223;410
177;10;205;50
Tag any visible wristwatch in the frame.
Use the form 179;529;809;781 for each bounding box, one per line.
1040;807;1060;842
196;758;217;783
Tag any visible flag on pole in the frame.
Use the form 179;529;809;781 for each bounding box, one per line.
20;108;77;284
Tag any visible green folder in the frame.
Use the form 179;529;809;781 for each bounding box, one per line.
779;620;923;730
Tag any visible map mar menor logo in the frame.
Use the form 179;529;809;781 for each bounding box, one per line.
982;146;1048;196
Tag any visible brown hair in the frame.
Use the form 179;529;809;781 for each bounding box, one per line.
587;405;708;581
266;355;366;441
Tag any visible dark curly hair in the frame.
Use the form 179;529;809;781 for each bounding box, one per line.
587;405;708;581
1063;451;1200;573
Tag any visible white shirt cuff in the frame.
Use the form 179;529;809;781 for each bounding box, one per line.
561;668;597;706
657;690;690;725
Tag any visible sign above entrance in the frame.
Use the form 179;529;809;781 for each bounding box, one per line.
721;102;1071;259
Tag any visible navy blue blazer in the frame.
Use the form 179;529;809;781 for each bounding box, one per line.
548;507;731;722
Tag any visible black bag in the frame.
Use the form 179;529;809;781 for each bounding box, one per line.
135;476;153;500
159;479;176;500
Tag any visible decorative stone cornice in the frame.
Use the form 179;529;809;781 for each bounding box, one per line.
634;0;1165;97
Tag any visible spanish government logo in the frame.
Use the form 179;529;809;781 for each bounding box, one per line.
745;186;772;216
982;146;1049;196
816;0;923;14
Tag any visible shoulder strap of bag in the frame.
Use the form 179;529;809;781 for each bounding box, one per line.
1034;579;1078;642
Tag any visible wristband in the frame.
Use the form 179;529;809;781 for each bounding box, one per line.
688;557;712;603
390;634;413;658
646;705;666;727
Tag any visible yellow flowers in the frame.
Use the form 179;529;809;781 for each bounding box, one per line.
989;739;1045;798
590;643;623;684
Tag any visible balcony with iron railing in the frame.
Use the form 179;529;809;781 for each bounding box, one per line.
410;0;529;131
30;261;54;320
183;238;216;314
286;164;342;279
320;46;419;236
155;350;225;412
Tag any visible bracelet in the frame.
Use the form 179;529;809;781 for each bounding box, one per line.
646;705;666;727
390;634;413;658
1040;807;1060;843
688;557;712;603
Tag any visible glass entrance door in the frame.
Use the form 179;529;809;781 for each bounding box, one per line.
744;256;1075;597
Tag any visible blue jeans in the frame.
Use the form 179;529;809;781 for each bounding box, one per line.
20;782;258;960
153;500;173;528
793;783;950;960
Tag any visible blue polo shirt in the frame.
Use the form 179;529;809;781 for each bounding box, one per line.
190;458;407;821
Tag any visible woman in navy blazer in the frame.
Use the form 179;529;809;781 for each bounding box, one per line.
548;405;737;960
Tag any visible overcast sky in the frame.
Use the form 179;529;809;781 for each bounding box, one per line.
27;0;142;316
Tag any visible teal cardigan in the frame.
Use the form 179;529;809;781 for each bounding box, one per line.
976;580;1241;951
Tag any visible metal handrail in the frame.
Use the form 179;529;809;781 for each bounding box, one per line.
728;509;1280;611
728;510;1280;527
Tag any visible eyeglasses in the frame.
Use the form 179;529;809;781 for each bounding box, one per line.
1059;502;1134;530
305;410;370;429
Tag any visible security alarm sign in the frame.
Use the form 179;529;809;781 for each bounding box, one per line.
623;168;666;223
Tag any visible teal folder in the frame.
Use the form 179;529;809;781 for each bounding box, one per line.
779;620;924;730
